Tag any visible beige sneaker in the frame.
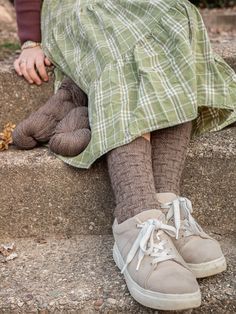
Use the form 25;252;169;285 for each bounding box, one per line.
157;193;227;278
112;209;201;310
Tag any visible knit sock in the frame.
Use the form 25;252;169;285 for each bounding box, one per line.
106;137;160;223
151;121;192;196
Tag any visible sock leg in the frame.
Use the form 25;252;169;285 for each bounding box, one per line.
151;122;192;195
106;137;160;223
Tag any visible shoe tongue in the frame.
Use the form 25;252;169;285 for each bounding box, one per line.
157;193;188;220
135;209;165;223
156;192;177;204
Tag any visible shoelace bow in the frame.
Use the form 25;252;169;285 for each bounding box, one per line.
121;219;176;273
161;197;204;240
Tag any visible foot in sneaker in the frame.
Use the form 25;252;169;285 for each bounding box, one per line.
157;193;227;278
112;209;201;310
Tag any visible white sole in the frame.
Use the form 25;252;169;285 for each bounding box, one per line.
113;243;201;311
187;256;227;278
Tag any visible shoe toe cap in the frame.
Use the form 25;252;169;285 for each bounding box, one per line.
147;261;199;295
181;237;223;264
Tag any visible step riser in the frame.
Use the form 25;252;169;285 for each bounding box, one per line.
0;71;53;128
1;152;235;238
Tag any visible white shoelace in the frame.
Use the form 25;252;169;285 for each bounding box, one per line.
121;219;176;273
162;197;204;240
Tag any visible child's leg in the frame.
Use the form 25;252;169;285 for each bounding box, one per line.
151;122;192;195
141;133;150;141
151;122;226;278
108;134;201;310
106;136;159;223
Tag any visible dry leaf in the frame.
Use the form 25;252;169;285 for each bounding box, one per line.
5;252;18;262
2;242;15;250
0;242;18;262
0;122;16;151
0;242;16;256
0;242;18;263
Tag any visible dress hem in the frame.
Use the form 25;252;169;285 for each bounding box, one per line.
52;110;236;169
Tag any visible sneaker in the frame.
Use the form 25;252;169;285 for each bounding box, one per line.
112;209;201;310
157;193;227;278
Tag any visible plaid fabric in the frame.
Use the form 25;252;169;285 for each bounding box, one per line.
41;0;236;169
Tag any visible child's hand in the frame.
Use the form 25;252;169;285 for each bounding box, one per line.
14;46;52;85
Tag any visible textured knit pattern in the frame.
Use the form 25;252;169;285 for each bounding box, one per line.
107;137;160;223
151;122;192;195
41;0;236;169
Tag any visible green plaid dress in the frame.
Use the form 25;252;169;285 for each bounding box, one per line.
41;0;236;169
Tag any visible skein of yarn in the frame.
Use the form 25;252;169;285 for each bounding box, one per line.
49;107;91;156
13;78;91;156
13;99;76;149
59;79;88;107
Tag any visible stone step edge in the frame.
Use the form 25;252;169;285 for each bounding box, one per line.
1;127;235;169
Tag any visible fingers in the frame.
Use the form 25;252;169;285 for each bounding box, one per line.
36;58;49;82
15;56;49;85
14;58;23;76
19;60;34;84
45;57;52;66
13;47;51;85
26;59;43;85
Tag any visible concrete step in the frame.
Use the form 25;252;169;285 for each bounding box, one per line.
201;9;236;33
0;231;235;313
0;127;235;238
211;39;236;74
0;57;53;128
0;37;236;128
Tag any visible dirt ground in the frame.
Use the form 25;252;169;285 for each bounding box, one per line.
0;0;236;61
0;0;19;61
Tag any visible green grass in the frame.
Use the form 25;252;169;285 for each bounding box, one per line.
0;42;20;51
0;41;20;60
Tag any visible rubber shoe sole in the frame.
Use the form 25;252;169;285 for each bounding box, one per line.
187;256;227;278
113;242;201;311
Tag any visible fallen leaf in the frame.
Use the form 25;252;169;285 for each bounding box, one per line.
0;242;17;262
0;122;16;151
5;252;18;262
2;242;15;250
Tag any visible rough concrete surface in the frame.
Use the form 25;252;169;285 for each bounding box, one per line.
211;39;236;73
0;0;16;42
0;128;235;238
0;146;115;237
0;61;54;128
0;232;235;314
201;9;236;33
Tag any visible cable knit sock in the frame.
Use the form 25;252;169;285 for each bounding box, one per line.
151;122;192;195
107;137;160;223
